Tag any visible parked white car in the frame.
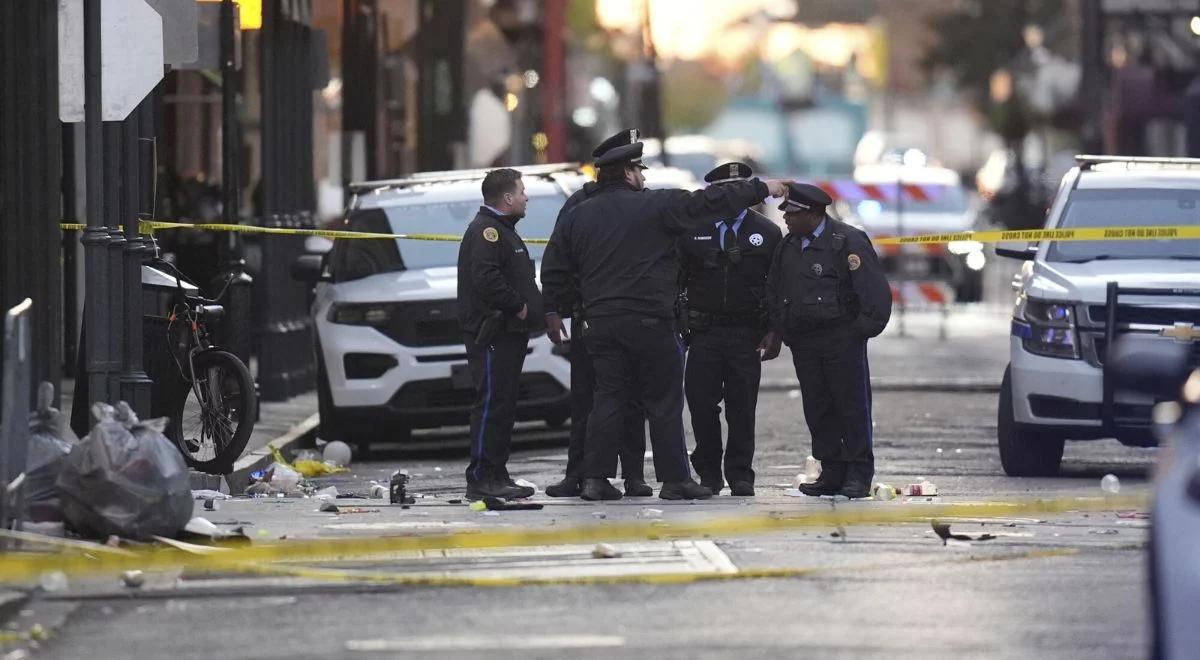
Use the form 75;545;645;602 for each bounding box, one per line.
997;156;1200;476
294;164;587;448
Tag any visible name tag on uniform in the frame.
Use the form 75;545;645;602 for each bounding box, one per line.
515;249;526;254
693;236;713;241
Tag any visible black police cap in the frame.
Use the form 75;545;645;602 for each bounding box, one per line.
778;182;833;212
592;128;641;158
703;161;753;184
594;141;648;169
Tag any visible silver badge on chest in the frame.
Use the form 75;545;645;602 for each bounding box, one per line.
811;263;823;276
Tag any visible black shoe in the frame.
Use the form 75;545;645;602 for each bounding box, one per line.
729;481;755;497
659;479;714;500
545;476;582;498
466;479;530;501
623;479;653;497
839;463;874;499
581;478;623;501
797;462;847;497
699;477;724;495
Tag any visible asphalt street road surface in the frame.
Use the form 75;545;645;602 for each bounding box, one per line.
30;302;1157;660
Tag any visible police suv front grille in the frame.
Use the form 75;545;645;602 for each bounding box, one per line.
1090;335;1200;367
389;373;566;412
380;300;463;347
1087;305;1200;326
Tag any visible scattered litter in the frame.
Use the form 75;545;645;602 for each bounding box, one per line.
482;511;500;517
322;441;353;467
334;507;380;514
783;489;804;497
931;520;995;544
57;403;193;540
266;462;302;493
434;467;443;472
368;482;387;499
151;535;234;554
1117;511;1150;520
592;543;621;559
638;508;663;520
25;382;77;522
389;470;415;504
319;501;340;513
935;448;944;455
313;486;339;500
203;499;218;512
803;455;821;484
104;535;121;548
447;499;463;505
293;449;321;462
482;497;543;511
292;459;348;478
121;570;145;588
191;490;230;501
514;478;538;492
468;500;487;512
1100;474;1121;494
871;483;897;501
902;481;939;497
38;571;67;593
954;448;963;454
1090;529;1119;535
787;389;801;399
592;512;607;520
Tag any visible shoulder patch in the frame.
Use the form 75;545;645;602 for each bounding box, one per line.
749;233;764;246
848;253;862;271
482;227;499;243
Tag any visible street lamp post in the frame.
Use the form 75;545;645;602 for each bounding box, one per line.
82;0;113;409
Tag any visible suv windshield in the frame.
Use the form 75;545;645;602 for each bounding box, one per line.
1046;188;1200;262
329;192;565;282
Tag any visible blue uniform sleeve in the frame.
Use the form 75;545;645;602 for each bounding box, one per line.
846;231;892;338
653;179;770;235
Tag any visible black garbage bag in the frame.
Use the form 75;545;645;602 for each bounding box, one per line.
57;402;194;540
25;383;79;522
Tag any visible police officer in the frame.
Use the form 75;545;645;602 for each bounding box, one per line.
542;140;789;501
679;162;783;497
544;129;650;499
767;183;891;498
457;168;543;501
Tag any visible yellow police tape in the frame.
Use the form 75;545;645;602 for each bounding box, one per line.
58;221;1200;247
0;494;1147;583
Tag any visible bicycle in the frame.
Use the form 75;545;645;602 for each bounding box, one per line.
158;260;257;474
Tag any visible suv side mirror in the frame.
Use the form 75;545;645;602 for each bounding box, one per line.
995;242;1038;260
1109;335;1192;401
291;254;329;283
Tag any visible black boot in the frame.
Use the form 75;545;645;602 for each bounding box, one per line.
797;461;847;497
839;462;874;499
545;476;582;498
466;479;531;502
659;479;714;500
581;478;623;501
623;479;653;497
729;481;755;497
699;476;724;495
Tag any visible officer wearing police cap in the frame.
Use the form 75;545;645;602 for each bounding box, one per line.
766;182;891;498
678;162;783;496
543;129;650;499
542;139;790;501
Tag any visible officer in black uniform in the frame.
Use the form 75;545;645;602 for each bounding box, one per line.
542;141;789;501
544;129;650;498
457;168;544;501
679;162;783;497
766;183;891;498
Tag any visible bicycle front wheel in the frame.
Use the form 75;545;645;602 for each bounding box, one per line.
170;350;257;474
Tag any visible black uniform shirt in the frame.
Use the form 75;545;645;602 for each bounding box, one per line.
679;207;782;318
456;207;545;334
542;179;769;321
541;181;600;317
766;216;892;339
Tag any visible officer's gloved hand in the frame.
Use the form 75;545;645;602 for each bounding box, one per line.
545;313;568;346
758;330;782;362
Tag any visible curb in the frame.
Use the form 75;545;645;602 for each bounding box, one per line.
224;413;321;495
760;378;1000;393
0;590;30;626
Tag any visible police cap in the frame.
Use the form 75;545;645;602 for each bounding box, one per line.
592;128;641;158
594;141;648;169
703;161;753;184
778;182;832;213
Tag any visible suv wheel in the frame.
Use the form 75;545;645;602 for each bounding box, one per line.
998;365;1065;476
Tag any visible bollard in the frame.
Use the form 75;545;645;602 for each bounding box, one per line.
1;299;33;542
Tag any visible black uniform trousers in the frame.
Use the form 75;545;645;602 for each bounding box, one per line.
464;331;529;484
581;315;691;483
566;333;647;480
685;323;762;485
789;329;874;468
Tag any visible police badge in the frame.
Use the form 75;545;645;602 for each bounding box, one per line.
811;263;823;276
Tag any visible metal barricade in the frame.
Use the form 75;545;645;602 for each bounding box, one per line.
0;299;33;544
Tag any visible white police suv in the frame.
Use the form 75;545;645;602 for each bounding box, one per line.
294;164;586;448
997;156;1200;476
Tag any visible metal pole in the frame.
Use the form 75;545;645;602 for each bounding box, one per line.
219;0;254;365
81;0;112;409
119;98;153;417
104;124;127;399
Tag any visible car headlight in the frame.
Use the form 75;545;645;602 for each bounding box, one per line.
1011;296;1079;359
328;302;393;327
